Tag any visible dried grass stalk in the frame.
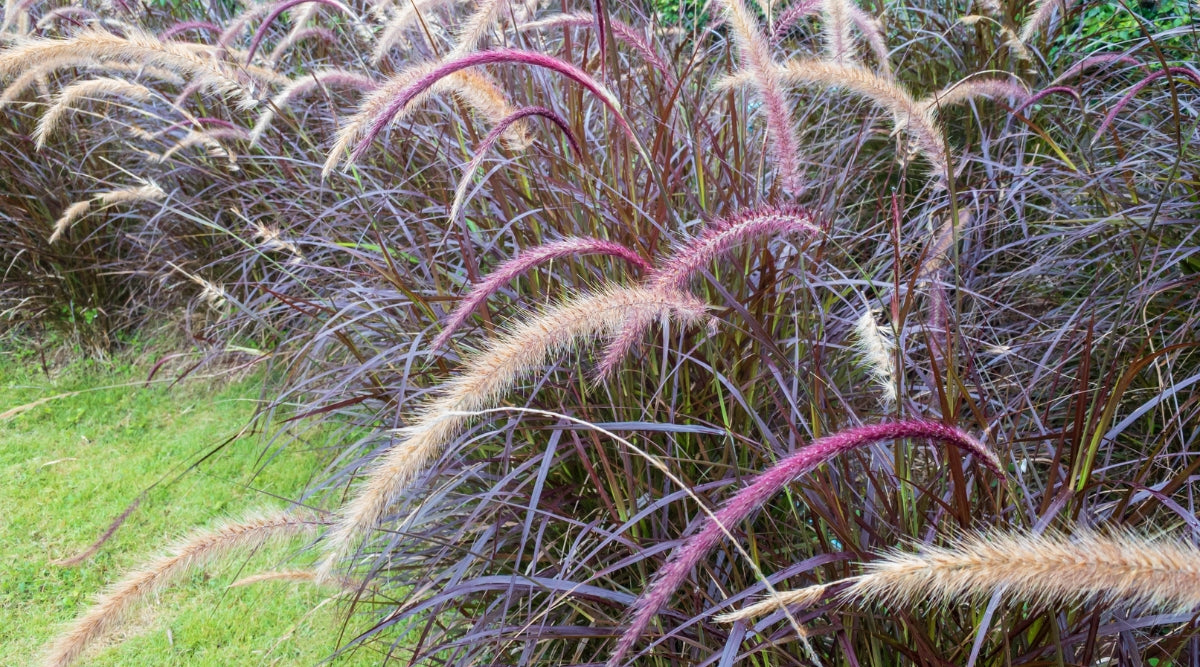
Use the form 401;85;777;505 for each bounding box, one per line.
319;286;715;575
35;77;155;148
42;509;319;667
0;28;258;107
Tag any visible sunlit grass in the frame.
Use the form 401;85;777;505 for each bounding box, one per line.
0;345;379;666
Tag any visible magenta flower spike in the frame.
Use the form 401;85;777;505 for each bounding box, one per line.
1093;67;1200;143
432;237;651;351
351;48;632;164
159;20;221;40
244;0;356;64
1012;86;1081;115
607;419;1005;666
595;205;817;379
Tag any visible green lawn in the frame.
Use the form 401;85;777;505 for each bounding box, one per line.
0;347;381;666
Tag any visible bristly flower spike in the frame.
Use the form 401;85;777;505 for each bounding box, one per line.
596;205;817;379
445;105;582;229
607;420;1004;666
432;237;651;351
319;286;715;578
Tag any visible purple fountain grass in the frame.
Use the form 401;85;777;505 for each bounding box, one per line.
647;205;818;291
920;75;1029;113
596;205;817;379
606;420;1005;666
446;105;581;231
594;0;609;70
318;286;715;578
42;508;320;667
770;0;821;43
847;4;891;76
244;0;356;64
159;20;221;40
517;13;677;86
1092;67;1200;143
1049;53;1149;85
717;0;806;195
1012;85;1080;115
432;237;651;351
341;49;631;169
250;69;378;145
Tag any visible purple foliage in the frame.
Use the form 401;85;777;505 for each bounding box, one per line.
1094;67;1200;141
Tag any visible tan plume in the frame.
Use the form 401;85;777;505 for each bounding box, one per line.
41;509;319;667
0;28;259;107
373;0;462;63
715;583;833;622
34;77;156;149
720;529;1200;623
48;201;91;244
318;286;714;576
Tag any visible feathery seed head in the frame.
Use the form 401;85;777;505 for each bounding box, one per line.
850;529;1200;614
42;509;319;667
852;307;897;407
49;201;91;244
595;205;816;380
321;286;712;575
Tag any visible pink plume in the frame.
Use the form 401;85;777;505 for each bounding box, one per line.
1093;67;1200;143
1012;85;1080;115
352;49;632;164
432;238;651;351
245;0;356;64
595;206;817;379
607;419;1005;666
160;21;222;40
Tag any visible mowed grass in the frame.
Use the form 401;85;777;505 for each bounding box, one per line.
0;346;380;666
